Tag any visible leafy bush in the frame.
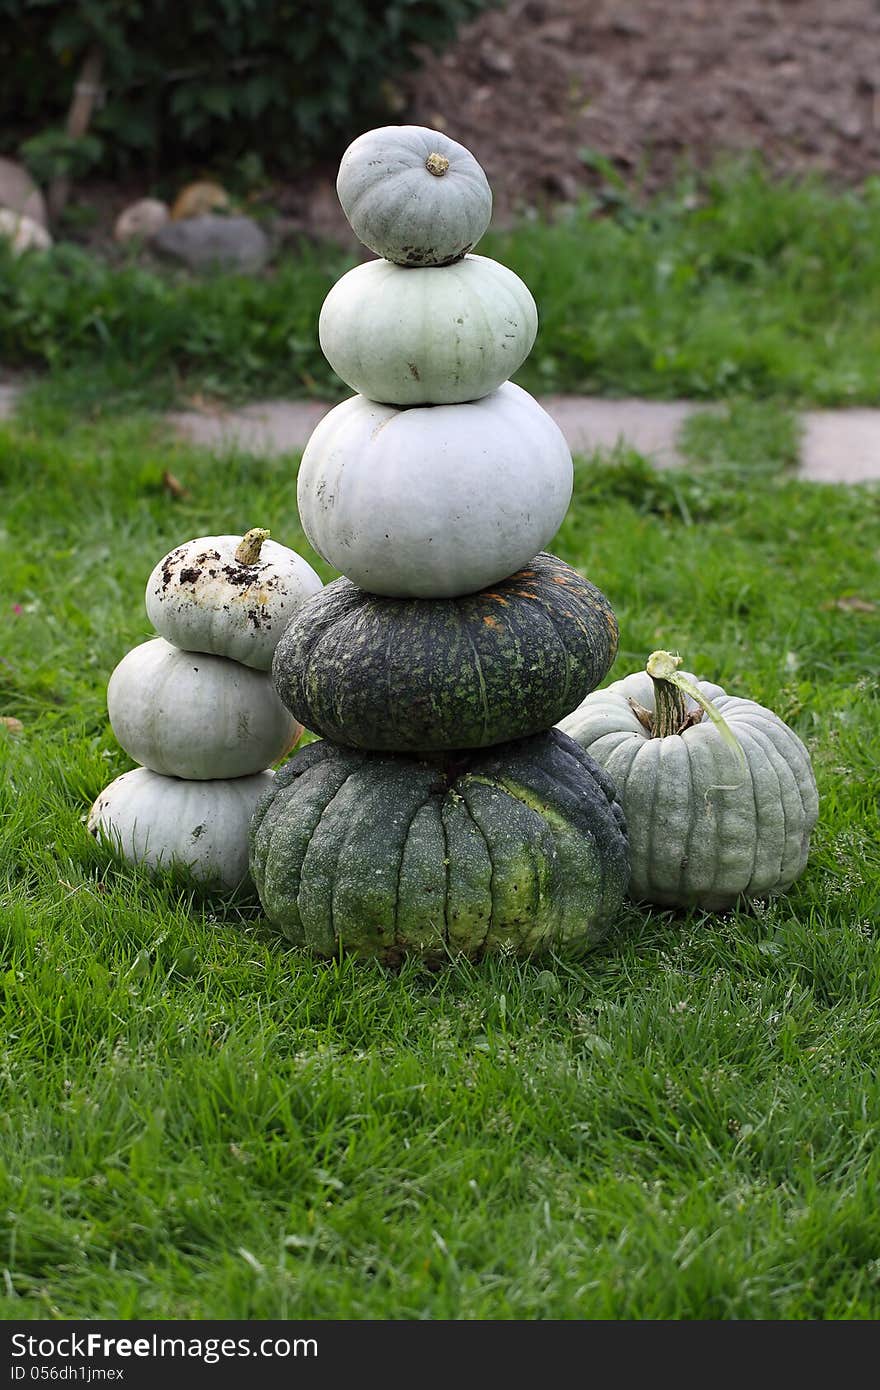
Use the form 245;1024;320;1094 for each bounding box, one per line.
0;0;500;173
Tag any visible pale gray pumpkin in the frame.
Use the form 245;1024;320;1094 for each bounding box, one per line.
88;766;274;887
145;528;322;671
336;124;492;266
318;254;537;405
558;651;819;910
296;382;572;598
107;639;301;780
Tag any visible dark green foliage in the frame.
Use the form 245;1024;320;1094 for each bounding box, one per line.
0;0;501;173
271;554;619;752
249;731;629;962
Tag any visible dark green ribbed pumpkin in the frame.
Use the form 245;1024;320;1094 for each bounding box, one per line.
249;729;629;963
271;553;618;753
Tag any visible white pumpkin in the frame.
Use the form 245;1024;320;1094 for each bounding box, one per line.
318;254;537;406
145;528;322;671
336;125;492;266
296;382;573;598
107;639;301;779
559;652;820;910
88;766;275;887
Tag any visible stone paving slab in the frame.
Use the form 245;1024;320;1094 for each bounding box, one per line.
535;396;695;468
0;383;20;419
799;410;880;483
165;399;331;456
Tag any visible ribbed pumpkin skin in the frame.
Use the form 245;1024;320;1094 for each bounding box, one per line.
272;554;619;753
336;125;492;267
108;639;301;780
249;731;628;963
318;255;537;406
559;670;819;909
88;767;275;887
296;382;573;599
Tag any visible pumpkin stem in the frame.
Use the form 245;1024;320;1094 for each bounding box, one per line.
647;652;688;737
645;650;746;767
425;152;450;177
234;527;270;565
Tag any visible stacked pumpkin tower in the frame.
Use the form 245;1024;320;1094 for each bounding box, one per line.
88;528;321;887
251;126;630;962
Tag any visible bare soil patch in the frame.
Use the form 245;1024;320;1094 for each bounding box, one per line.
29;1;880;252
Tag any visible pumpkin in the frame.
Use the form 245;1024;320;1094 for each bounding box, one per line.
272;553;618;753
558;650;819;909
318;254;537;406
88;766;274;887
336;124;492;267
249;729;628;962
0;208;52;255
145;528;322;671
108;638;301;780
296;382;572;598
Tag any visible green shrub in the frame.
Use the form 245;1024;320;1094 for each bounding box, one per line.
0;0;501;174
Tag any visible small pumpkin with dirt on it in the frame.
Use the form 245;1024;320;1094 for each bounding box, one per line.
558;650;819;910
145;528;322;671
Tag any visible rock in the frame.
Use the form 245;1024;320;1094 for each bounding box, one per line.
0;157;48;228
0;209;52;255
480;42;514;77
170;181;230;220
151;214;269;273
114;197;170;243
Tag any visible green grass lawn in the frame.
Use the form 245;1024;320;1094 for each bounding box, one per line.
1;394;878;1319
6;161;880;412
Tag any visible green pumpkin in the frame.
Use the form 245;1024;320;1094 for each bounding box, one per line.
271;553;619;753
558;650;819;910
335;124;492;267
249;730;629;963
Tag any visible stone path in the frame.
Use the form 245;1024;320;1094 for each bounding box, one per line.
166;395;880;484
3;378;880;482
164;396;699;469
0;382;20;420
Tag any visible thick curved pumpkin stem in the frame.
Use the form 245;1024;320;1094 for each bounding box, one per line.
235;527;270;565
648;651;688;737
425;152;450;177
646;650;745;766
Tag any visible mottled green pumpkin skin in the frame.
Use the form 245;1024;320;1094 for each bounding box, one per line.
249;730;629;964
271;553;619;753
